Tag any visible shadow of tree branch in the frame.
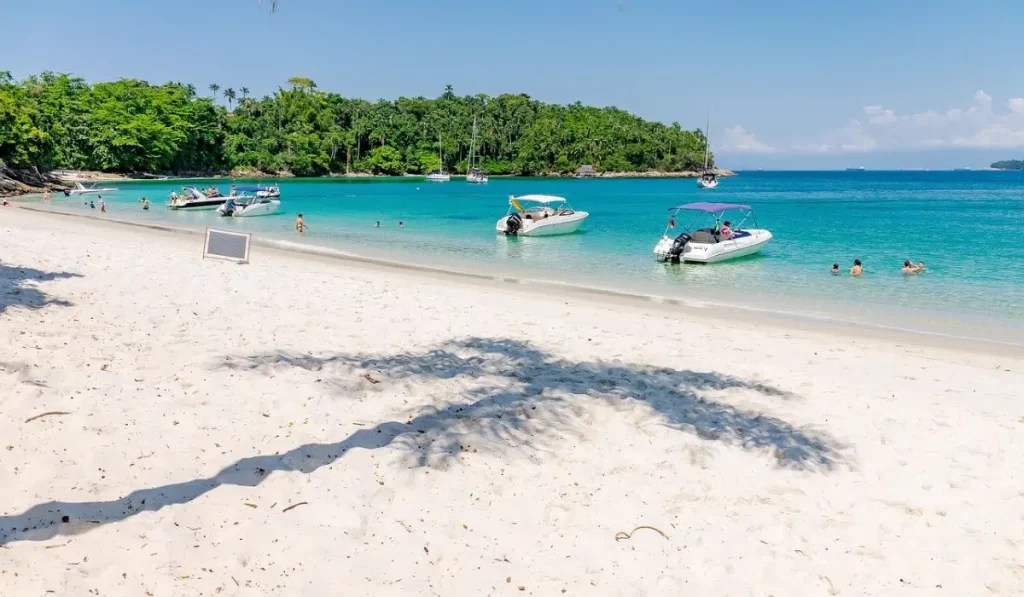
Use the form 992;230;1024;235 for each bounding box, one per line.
1;337;845;546
0;261;80;313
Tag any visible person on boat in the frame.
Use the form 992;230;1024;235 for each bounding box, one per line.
296;214;307;233
720;221;734;239
831;263;840;275
229;185;237;198
850;259;863;276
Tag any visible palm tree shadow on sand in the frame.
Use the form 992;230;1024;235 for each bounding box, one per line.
0;262;80;314
0;337;846;545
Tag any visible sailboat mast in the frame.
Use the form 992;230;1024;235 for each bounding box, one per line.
702;111;711;172
469;117;476;173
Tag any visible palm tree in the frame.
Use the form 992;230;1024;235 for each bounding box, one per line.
186;83;197;97
442;84;455;100
208;83;220;102
240;87;250;99
224;88;237;111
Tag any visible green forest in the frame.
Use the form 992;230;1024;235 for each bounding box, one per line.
0;72;712;177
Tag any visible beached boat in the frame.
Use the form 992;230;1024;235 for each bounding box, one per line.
65;181;119;197
466;117;488;184
216;195;281;217
167;187;227;210
426;136;450;182
697;112;719;189
496;195;589;236
653;202;772;263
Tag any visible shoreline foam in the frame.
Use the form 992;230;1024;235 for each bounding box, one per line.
13;203;1024;356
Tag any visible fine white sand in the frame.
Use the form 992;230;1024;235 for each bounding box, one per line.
1;208;1022;596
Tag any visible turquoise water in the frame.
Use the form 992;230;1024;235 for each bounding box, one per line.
35;171;1024;341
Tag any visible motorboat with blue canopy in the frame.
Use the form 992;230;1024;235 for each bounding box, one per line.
653;202;772;263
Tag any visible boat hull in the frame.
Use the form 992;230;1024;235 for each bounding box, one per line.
167;199;226;210
467;175;488;184
496;212;589;236
697;178;719;189
233;200;281;217
654;229;772;263
426;174;450;182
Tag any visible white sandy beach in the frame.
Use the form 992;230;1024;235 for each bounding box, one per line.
1;207;1022;596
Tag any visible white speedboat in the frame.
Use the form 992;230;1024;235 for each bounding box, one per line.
167;187;227;210
65;181;119;197
234;184;281;199
653;202;772;263
466;117;488;183
496;195;589;236
217;196;281;217
697;111;719;189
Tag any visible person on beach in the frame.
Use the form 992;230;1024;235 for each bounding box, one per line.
831;263;840;275
296;213;307;233
850;259;863;276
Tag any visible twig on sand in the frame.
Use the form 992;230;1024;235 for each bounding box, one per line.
44;543;68;550
282;501;309;513
25;411;71;423
362;373;380;384
614;525;669;541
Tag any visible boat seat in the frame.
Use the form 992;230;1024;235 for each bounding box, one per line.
690;230;717;243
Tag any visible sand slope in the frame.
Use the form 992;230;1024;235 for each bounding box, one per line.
1;209;1022;596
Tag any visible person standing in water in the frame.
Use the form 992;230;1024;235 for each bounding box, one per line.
98;196;106;213
43;189;51;202
399;221;404;228
850;259;863;276
375;220;381;228
296;213;308;233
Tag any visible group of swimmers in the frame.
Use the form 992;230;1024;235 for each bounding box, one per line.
831;259;926;277
295;215;408;234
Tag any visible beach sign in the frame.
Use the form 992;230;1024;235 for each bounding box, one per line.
203;228;252;264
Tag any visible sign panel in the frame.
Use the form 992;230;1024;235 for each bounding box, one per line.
204;228;251;264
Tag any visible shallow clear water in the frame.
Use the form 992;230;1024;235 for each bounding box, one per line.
37;171;1024;341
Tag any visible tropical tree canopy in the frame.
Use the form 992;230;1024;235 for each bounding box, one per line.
0;72;713;176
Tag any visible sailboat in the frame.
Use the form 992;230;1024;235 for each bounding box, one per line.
467;117;488;184
426;135;451;182
697;111;719;189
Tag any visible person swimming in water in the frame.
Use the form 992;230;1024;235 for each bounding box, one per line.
831;263;840;275
850;259;863;276
399;221;404;228
375;220;380;228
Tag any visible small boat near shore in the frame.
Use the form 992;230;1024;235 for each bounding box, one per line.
466;117;488;184
653;202;771;263
496;194;589;236
426;135;450;182
65;182;119;197
167;187;227;210
217;195;281;217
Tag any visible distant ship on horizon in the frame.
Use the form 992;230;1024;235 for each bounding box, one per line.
953;167;972;171
846;166;867;171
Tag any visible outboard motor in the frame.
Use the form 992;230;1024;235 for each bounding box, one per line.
505;212;523;236
667;233;691;263
63;189;70;197
220;199;236;217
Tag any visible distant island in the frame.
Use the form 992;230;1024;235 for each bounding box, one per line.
990;160;1024;170
1;72;717;195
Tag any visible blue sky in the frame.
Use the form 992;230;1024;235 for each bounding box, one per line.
5;0;1024;168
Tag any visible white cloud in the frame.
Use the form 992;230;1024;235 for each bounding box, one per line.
719;125;776;153
785;90;1024;154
